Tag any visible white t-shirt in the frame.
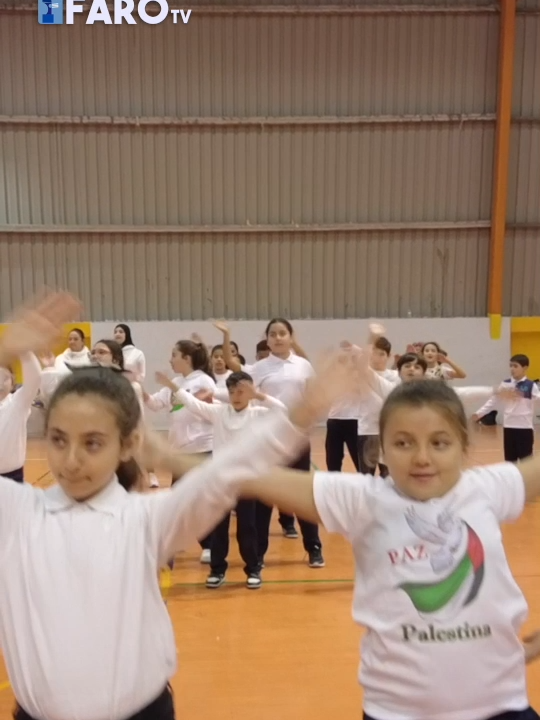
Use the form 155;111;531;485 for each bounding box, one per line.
122;345;146;382
313;463;529;720
357;369;400;435
145;370;216;454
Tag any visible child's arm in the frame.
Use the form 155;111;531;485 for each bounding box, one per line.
255;392;287;411
213;321;242;372
524;630;540;664
454;386;498;406
471;386;501;421
171;387;222;423
143;385;171;412
439;354;466;380
13;353;42;408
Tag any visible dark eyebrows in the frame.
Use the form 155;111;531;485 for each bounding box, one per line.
48;427;107;439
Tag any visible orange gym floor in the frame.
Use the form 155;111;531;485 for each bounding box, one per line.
0;425;539;719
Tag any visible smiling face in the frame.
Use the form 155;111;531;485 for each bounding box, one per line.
379;380;469;502
46;393;138;502
422;343;439;367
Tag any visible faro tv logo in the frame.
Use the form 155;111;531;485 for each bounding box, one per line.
38;0;192;25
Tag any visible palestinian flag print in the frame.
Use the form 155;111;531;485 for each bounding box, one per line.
399;523;485;622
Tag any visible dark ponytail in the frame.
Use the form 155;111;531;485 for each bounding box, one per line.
176;340;215;381
116;457;144;492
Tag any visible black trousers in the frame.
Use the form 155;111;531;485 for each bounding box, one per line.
325;418;360;471
256;447;322;559
14;684;175;720
210;499;259;575
357;435;388;477
171;451;212;551
3;467;24;483
364;707;539;720
503;427;534;462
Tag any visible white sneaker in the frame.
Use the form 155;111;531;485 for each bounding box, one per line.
149;473;159;489
200;549;211;564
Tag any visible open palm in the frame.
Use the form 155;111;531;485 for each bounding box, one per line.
1;291;82;361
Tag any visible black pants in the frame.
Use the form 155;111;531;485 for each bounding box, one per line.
325;418;360;471
14;684;175;720
3;467;24;483
210;499;259;576
256;447;322;559
357;435;388;477
503;427;534;462
364;707;539;720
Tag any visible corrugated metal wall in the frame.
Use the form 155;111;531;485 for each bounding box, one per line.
0;2;538;319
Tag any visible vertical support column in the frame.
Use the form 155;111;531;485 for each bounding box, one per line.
488;0;517;339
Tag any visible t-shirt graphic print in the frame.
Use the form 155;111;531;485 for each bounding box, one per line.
398;505;485;623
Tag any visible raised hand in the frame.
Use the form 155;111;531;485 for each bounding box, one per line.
212;320;230;335
0;290;82;364
367;322;386;346
291;347;369;430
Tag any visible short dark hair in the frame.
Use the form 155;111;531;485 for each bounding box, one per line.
374;337;391;355
510;354;529;367
256;340;269;353
226;371;253;389
397;353;427;373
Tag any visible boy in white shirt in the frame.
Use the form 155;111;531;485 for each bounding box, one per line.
357;336;400;477
157;370;285;589
473;354;540;462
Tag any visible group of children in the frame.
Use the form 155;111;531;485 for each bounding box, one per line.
0;292;540;720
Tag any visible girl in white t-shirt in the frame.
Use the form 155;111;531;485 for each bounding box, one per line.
421;341;467;381
239;358;540;720
144;339;216;566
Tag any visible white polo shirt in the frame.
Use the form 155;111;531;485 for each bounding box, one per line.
0;410;308;720
313;463;529;720
172;388;286;450
249;352;315;409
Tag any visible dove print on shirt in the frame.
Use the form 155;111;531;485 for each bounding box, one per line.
389;504;485;623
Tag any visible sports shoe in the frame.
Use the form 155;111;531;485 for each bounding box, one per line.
246;573;262;589
206;573;225;588
308;549;325;568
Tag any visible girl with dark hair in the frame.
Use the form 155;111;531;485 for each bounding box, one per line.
421;341;466;381
249;317;325;569
144;339;216;564
114;323;146;382
0;291;353;720
54;328;92;371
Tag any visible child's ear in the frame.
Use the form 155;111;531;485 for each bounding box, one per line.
120;430;143;463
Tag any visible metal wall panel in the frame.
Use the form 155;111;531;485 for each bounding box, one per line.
0;123;495;226
0;230;489;320
513;12;540;116
504;229;540;316
0;13;498;117
508;124;540;224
